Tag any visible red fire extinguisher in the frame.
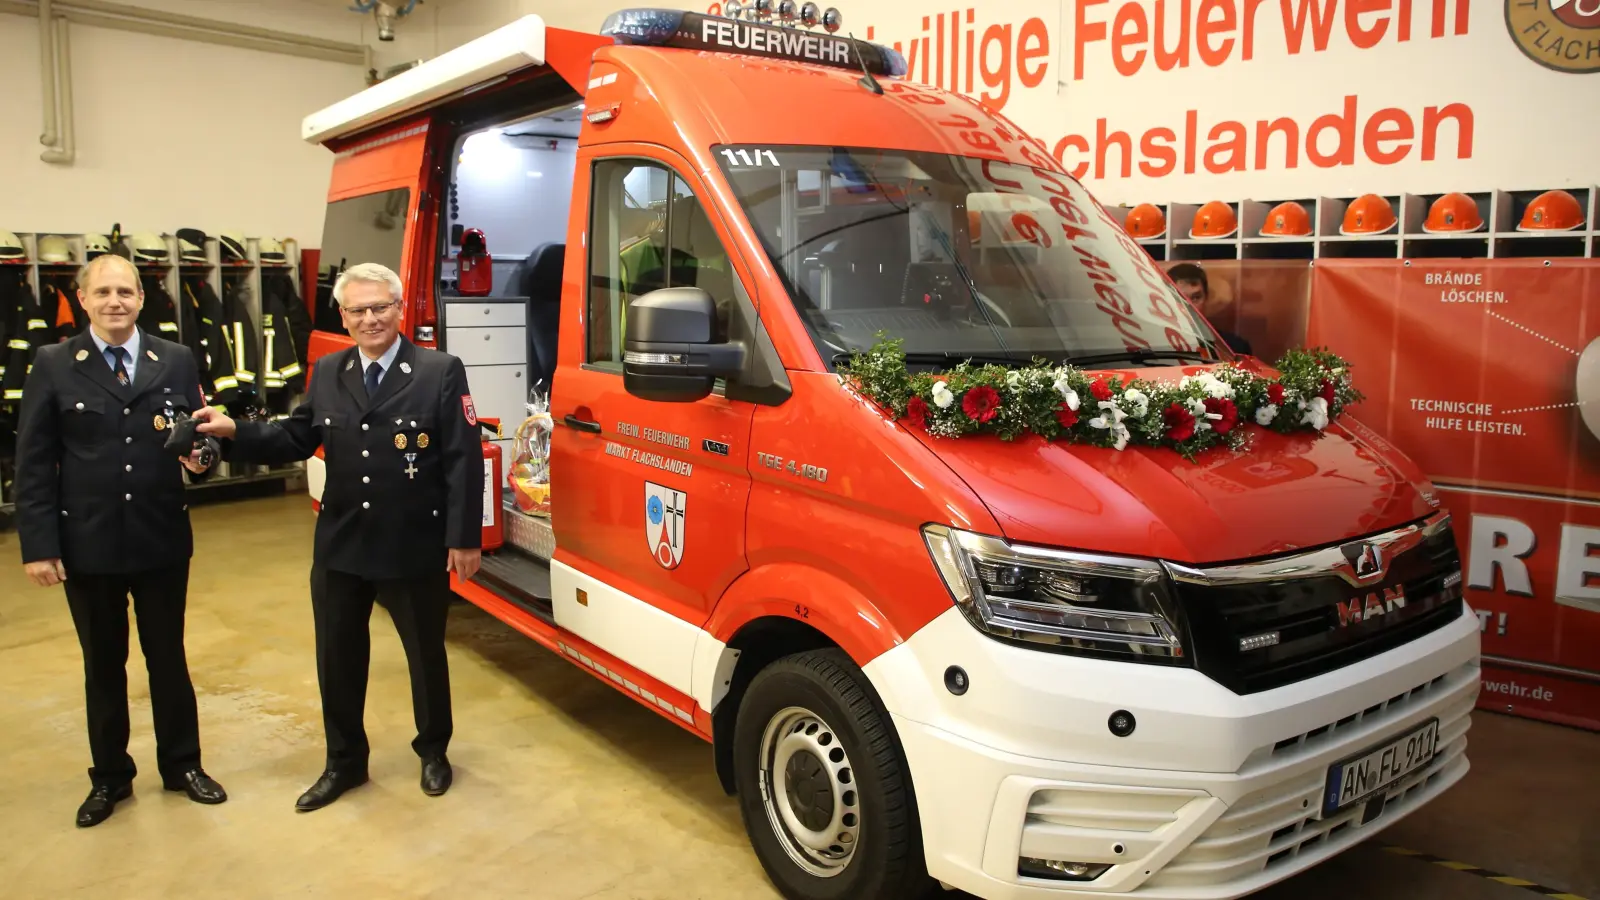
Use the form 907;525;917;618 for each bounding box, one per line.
480;418;504;552
457;228;493;296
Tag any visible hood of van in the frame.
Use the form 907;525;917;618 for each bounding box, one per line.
917;413;1436;565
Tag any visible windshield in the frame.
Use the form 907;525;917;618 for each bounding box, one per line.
712;145;1227;368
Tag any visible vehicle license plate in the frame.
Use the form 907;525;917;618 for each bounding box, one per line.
1323;717;1440;815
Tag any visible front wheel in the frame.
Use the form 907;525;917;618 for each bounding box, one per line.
732;648;937;900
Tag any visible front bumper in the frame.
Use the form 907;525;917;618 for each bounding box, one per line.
863;604;1482;898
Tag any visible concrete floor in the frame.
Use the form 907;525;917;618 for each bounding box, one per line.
1;492;1595;900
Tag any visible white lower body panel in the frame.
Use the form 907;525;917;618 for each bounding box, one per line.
863;605;1482;899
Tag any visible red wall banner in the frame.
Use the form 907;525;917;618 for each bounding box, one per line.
1304;260;1600;731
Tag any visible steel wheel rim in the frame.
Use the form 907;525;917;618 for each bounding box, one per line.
757;705;862;878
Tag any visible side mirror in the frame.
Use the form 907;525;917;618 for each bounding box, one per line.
623;287;746;402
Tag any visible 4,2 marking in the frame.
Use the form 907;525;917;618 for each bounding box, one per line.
720;148;780;168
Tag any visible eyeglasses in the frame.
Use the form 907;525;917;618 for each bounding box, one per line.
341;300;400;319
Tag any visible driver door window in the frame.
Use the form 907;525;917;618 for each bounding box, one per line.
586;158;736;369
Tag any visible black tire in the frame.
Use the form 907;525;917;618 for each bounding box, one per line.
732;648;938;900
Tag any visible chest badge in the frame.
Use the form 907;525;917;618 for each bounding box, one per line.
395;434;408;450
418;433;430;449
153;414;168;431
400;362;411;374
404;453;418;480
146;350;159;361
75;349;89;361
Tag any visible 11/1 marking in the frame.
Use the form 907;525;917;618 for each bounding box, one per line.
721;148;781;168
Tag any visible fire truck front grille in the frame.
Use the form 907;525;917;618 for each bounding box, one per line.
1166;516;1464;695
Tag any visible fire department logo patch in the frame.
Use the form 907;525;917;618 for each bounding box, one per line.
644;482;686;570
1507;0;1600;73
462;395;477;426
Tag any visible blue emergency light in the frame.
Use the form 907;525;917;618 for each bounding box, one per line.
600;6;909;78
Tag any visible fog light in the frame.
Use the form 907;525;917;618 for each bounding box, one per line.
1018;857;1112;881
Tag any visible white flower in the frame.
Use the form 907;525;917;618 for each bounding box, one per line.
1053;375;1080;410
930;381;954;409
1301;396;1330;431
1180;372;1234;399
1255;403;1279;426
1122;388;1150;417
1006;370;1023;388
1111;424;1130;451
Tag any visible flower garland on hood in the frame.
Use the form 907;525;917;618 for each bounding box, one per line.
837;337;1364;460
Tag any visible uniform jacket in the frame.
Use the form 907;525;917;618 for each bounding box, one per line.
221;277;262;413
15;327;212;574
226;336;483;580
182;278;239;411
2;270;52;404
137;275;181;341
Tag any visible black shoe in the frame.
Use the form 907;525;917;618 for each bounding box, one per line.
76;783;133;828
421;754;452;796
163;768;228;805
295;769;369;813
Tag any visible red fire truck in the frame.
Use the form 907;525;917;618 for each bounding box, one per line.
295;8;1482;899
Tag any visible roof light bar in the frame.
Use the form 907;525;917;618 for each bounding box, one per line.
600;8;907;78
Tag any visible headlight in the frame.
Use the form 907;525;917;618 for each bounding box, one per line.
922;524;1190;665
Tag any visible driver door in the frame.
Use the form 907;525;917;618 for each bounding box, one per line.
549;146;756;694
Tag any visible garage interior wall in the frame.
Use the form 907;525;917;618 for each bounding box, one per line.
0;0;608;247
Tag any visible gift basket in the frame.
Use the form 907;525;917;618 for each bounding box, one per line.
507;387;553;518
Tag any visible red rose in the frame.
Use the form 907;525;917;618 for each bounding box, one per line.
1089;379;1114;402
963;384;1002;423
1163;402;1196;442
1205;397;1239;434
1267;382;1286;405
1056;402;1079;428
1319;380;1336;404
906;395;929;429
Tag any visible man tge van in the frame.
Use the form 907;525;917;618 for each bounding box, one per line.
294;7;1481;899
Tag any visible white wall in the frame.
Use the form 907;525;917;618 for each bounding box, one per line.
0;0;580;248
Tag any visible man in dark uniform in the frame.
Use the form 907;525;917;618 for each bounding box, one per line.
193;262;482;812
15;253;229;828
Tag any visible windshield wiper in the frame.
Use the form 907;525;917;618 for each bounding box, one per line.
1065;349;1218;367
833;350;1047;369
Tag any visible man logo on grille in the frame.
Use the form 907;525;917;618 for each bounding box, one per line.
1339;540;1387;584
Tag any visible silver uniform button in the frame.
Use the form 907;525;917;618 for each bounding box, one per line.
325;417;331;425
125;465;132;472
362;501;370;509
363;476;370;484
123;408;131;416
124;493;132;501
362;423;369;431
75;402;84;411
125;437;132;444
362;450;369;458
61;510;68;517
432;510;438;517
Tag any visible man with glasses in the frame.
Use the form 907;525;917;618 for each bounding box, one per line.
193;262;482;811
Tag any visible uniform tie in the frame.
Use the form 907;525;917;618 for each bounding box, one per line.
365;361;383;396
107;346;130;386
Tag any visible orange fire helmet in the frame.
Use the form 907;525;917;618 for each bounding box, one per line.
1340;193;1397;235
1422;192;1484;234
1260;201;1312;237
1189;200;1238;239
1518;189;1584;232
1124;203;1167;239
